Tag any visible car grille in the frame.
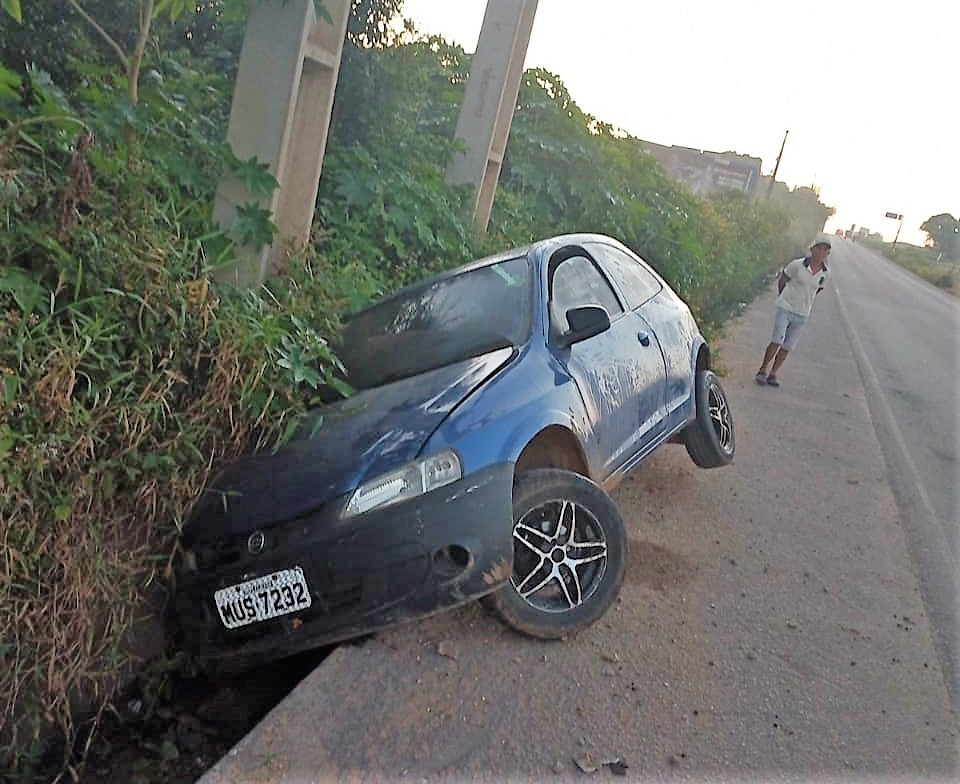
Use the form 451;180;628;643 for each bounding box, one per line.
193;534;245;569
190;513;319;571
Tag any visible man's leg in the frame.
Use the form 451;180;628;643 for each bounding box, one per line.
758;307;790;381
757;342;780;375
767;312;806;385
769;347;789;376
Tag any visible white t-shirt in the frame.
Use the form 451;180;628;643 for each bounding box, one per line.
776;257;830;317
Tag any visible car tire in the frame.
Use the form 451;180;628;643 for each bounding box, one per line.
481;468;627;639
684;369;735;468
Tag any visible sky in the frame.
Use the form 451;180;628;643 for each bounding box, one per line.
398;0;957;247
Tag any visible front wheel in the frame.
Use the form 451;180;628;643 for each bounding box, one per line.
684;369;735;468
482;469;627;639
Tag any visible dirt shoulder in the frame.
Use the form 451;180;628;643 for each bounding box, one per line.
197;285;958;784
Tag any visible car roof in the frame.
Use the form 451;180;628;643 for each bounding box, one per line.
348;234;628;316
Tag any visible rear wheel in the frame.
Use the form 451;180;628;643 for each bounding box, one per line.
684;369;735;468
482;469;626;639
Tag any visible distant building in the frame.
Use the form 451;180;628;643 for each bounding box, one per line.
845;226;880;241
637;141;763;197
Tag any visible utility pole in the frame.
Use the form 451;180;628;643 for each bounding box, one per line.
765;129;789;200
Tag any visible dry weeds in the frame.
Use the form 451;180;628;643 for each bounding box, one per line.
0;321;291;781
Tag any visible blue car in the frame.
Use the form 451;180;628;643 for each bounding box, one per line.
174;233;735;669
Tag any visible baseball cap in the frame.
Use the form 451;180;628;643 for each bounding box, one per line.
810;236;832;249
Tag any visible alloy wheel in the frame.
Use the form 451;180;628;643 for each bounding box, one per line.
511;497;608;613
708;380;733;453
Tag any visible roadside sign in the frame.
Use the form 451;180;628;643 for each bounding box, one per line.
885;212;903;220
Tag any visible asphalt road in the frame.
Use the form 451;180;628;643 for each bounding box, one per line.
198;254;959;784
831;241;958;543
829;239;959;711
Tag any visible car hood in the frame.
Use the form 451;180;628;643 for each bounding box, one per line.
186;347;514;539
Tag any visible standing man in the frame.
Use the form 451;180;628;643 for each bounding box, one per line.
755;237;832;387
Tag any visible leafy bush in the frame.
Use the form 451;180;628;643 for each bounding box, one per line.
496;68;793;331
0;59;357;780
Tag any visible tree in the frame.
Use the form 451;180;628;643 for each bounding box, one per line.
920;213;960;261
348;0;402;46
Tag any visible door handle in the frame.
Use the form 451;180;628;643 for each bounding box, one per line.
637;331;650;346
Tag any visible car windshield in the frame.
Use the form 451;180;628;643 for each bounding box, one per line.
336;256;532;390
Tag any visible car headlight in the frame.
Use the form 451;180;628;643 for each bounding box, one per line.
342;449;463;518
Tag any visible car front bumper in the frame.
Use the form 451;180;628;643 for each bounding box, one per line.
174;462;515;669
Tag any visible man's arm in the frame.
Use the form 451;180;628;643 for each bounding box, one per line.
777;268;790;294
778;258;803;294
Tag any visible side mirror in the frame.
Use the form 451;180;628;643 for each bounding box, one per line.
557;305;611;348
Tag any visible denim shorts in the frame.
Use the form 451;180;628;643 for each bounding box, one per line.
771;306;808;351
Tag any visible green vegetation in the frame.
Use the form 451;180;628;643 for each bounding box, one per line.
919;213;960;263
761;177;836;257
1;1;830;779
860;238;958;295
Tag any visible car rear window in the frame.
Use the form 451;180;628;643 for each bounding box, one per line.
585;242;663;309
336;257;531;389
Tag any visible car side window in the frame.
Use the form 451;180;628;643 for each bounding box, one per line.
587;243;663;310
550;255;624;334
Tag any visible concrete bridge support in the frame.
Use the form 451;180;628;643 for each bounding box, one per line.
213;0;350;287
445;0;539;233
214;0;539;285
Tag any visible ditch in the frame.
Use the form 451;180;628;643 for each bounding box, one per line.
65;644;343;784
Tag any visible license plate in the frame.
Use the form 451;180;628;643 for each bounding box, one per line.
214;567;312;629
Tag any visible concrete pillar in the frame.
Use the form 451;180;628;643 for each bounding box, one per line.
213;0;350;287
445;0;538;233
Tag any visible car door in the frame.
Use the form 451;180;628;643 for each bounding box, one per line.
586;241;690;427
549;251;667;478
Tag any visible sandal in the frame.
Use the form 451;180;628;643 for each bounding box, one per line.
755;372;767;385
766;375;780;387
